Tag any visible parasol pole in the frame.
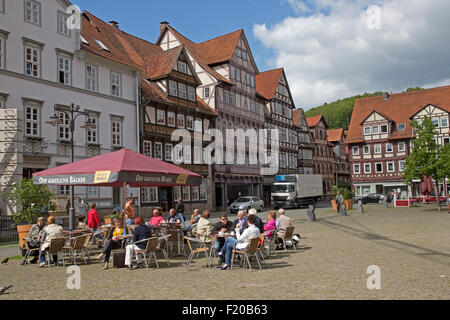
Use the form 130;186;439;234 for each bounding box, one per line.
122;182;127;227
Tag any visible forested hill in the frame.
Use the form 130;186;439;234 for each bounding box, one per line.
304;87;423;130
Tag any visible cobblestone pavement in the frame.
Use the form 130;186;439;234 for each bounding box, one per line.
0;205;449;300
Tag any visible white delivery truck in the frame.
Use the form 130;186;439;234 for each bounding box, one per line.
271;174;323;209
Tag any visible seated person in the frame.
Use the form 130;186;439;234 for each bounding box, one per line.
218;214;260;270
125;217;151;269
149;209;164;226
264;210;277;239
164;208;185;228
38;216;65;267
233;210;248;233
185;209;201;232
24;217;46;264
77;215;92;231
248;208;265;233
212;214;234;259
95;218;127;270
196;210;212;244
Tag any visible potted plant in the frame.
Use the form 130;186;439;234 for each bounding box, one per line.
331;186;339;212
343;189;354;210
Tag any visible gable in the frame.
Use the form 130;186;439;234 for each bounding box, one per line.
411;104;449;119
361;111;392;125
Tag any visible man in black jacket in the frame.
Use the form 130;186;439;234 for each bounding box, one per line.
248;208;264;233
125;217;151;269
175;197;185;221
212;214;234;260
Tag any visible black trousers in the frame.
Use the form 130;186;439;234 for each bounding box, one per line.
102;239;122;263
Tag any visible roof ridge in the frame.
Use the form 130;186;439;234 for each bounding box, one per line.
355;84;450;102
197;29;243;45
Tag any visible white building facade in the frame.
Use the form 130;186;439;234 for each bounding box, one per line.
0;0;139;216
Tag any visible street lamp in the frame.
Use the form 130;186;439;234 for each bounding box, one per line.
47;103;96;230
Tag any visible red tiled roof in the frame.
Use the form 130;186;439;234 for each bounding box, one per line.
306;115;324;128
346;86;450;144
292;109;304;127
143;46;183;80
327;129;344;142
256;68;283;100
196;30;243;65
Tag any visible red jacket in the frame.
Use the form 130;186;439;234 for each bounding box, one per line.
87;209;100;229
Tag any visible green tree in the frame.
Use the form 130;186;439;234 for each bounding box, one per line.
3;178;54;224
403;117;444;207
436;143;450;188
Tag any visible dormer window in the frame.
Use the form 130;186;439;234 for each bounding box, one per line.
177;61;188;74
364;126;371;135
380;125;388;133
80;35;89;45
94;39;109;51
397;123;406;131
372;126;379;134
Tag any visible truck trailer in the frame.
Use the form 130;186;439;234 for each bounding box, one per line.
271;174;323;209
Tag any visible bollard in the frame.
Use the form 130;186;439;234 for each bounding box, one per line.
358;200;364;213
307;205;316;221
340;205;347;216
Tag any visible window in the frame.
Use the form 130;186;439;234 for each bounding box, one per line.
58;111;70;140
177;61;188;74
154;143;162;160
199;179;207;201
381;125;388;133
374;144;382;154
178;83;187;99
142;187;158;203
182;187;190;201
364;126;371;135
364;163;371;174
375;163;383;173
0;95;5;109
157;110;165;125
143;141;152;157
87;186;99;198
0;0;4;13
111;72;121;97
397;123;406;131
25;104;40;137
187;86;196;102
167;112;175;127
86;65;97;91
58;55;71;85
194;119;202;133
387;162;395;172
230;65;236;80
177;114;185;128
111;119;122;147
236;48;241;58
363;145;370;154
235;68;241;82
223;90;229;104
229;92;236;105
57;11;70;37
444;137;450;145
24;0;41;26
94;39;109;51
386;143;393;153
165;144;173;161
80;35;89;45
441;118;448;127
86;116;98;144
398;142;406;152
251;75;255;88
399;161;406;172
432;119;439;127
186;116;194;131
191;186;199;201
184;145;192;164
173;187;182;202
241;50;247;61
352;146;360;156
353;164;361;174
372;126;379;134
204;87;210;99
168;80;178;96
0;34;5;69
25;45;40;77
59;186;70;195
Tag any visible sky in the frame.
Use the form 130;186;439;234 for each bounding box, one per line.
73;0;450;110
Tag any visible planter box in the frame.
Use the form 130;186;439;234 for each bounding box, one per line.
17;224;32;249
345;199;353;210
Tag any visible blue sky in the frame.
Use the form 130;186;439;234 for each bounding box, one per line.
73;0;295;72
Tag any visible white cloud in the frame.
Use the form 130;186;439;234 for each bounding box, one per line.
255;0;450;109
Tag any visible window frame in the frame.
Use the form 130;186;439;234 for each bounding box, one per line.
364;126;371;135
186;116;194;131
398;142;406;152
352;146;360;156
364;163;372;174
375;162;383;173
143;140;152;157
353;164;361;174
177;114;185;128
397;123;406;131
372;125;379;134
399;160;406;172
168;80;178;97
165;143;173;162
111;118;123;147
57;110;71;141
177;61;188;74
57;10;71;37
374;144;382;154
111;71;122;98
86;114;98;144
24;43;41;78
187;86;196;102
24;102;41;137
191;186;199;202
182;186;191;202
204;87;210;99
57;53;72;85
0;33;6;69
157;110;165;126
24;0;41;26
380;125;388;133
154;142;163;160
142;187;158;203
440;117;449;127
363;145;370;155
194;118;202;133
386;143;393;153
199;179;207;201
167;112;176;127
178;82;187;99
86;64;98;92
387;161;395;172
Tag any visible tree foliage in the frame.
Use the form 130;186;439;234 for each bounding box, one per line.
403;117;443;184
3;179;54;225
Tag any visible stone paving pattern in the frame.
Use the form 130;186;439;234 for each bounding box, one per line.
0;205;449;300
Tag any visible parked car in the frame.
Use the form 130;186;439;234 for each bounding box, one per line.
359;194;391;204
229;197;264;214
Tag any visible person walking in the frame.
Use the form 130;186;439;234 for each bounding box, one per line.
87;203;101;231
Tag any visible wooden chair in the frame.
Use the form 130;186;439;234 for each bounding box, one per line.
21;238;40;266
256;234;267;264
81;233;93;263
132;237;160;269
280;226;296;251
63;235;89;265
39;238;66;268
231;237;262;270
184;236;210;269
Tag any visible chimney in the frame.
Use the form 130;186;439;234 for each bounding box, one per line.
109;21;119;30
160;21;170;34
383;92;390;100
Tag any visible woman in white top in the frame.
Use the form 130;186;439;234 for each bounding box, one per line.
218;214;260;270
